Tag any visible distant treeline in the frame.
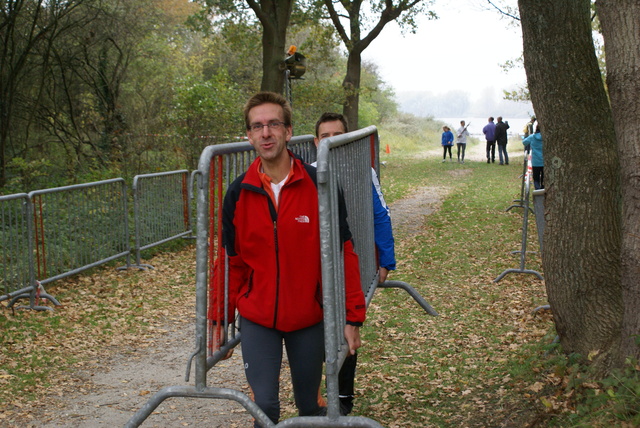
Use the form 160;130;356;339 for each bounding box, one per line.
396;89;534;118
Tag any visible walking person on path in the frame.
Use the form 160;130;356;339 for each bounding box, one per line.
456;120;470;163
482;117;497;163
495;116;510;165
441;126;454;162
213;92;366;427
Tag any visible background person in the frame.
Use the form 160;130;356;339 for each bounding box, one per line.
216;92;366;426
522;124;544;189
522;115;536;138
495;116;510;165
313;111;396;415
441;126;454;162
482;117;497;163
456;120;470;163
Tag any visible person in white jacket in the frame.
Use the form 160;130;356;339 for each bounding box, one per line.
456;120;470;163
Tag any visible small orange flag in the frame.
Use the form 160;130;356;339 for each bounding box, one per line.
385;144;390;154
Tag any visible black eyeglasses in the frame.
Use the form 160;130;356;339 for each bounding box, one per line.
248;121;286;133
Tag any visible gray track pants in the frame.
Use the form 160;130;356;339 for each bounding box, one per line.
240;317;325;426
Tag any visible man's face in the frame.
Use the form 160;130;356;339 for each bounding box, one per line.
314;120;346;147
246;103;292;163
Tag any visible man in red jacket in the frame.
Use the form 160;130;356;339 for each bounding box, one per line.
218;92;366;426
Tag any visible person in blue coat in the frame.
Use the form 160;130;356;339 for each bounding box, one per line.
313;112;396;415
482;116;497;163
441;126;454;162
522;124;544;189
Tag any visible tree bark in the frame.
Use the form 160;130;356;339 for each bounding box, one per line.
342;51;362;130
518;0;623;373
248;0;293;94
597;0;640;366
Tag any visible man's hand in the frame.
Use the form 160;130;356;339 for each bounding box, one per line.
378;267;389;283
213;323;234;360
344;324;361;355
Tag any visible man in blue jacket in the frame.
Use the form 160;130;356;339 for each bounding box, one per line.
313;112;396;415
482;116;497;163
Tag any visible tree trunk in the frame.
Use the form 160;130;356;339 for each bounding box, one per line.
518;0;623;373
250;0;292;94
343;51;362;130
259;21;286;93
597;0;640;366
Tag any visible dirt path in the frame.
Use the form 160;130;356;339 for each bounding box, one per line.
18;143;507;428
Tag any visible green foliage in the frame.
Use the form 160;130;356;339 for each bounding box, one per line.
0;0;402;194
3;158;52;195
544;358;640;426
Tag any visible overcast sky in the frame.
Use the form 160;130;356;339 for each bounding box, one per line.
362;0;525;101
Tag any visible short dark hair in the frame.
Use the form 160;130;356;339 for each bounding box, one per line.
243;92;292;130
315;112;349;137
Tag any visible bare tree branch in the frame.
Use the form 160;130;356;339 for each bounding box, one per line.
486;0;520;21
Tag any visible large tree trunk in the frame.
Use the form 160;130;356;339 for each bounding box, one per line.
597;0;640;366
518;0;623;373
249;0;292;94
342;51;362;130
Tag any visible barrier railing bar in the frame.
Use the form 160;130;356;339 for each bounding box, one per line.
494;153;543;282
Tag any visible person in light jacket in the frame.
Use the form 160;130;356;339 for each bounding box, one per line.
522;124;544;189
456;120;470;163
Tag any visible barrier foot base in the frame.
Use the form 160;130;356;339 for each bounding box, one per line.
494;268;544;283
378;280;438;316
506;204;534;214
277;415;385;427
125;385;273;428
117;263;154;271
532;304;551;314
5;286;61;311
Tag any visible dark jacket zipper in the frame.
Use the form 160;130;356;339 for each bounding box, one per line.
272;219;280;328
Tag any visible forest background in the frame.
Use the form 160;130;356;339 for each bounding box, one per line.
0;0;418;194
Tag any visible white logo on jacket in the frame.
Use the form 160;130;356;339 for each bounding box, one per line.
295;215;310;223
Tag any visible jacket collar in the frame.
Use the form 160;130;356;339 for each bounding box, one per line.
243;150;306;188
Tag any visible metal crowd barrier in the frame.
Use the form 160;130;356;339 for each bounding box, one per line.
131;170;191;268
1;179;131;309
532;188;545;254
30;179;131;287
494;152;543;282
127;130;436;427
0;193;50;309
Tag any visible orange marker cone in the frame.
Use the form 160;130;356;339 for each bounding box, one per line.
385;144;390;154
